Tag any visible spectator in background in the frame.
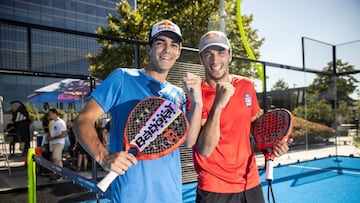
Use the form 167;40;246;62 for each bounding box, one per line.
101;120;110;150
5;121;16;156
10;101;31;156
47;108;67;181
39;117;51;176
66;120;75;151
75;137;89;172
66;120;77;167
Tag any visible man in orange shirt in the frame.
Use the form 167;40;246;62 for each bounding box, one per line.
183;31;291;203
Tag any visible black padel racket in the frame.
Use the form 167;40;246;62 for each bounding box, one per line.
97;97;189;192
251;108;293;203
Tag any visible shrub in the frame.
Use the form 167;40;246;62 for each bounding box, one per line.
291;116;335;145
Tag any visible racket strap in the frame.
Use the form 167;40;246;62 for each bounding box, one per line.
267;180;276;203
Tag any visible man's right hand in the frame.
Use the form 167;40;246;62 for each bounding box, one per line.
101;151;138;174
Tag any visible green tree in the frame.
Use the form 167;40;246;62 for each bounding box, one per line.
307;59;358;104
293;99;353;128
293;99;333;126
337;100;354;124
87;0;264;79
24;103;40;121
293;60;357;126
271;78;289;91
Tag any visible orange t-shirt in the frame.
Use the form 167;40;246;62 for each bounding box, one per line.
193;75;261;193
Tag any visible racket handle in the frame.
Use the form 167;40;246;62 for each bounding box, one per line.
97;171;118;192
265;159;274;181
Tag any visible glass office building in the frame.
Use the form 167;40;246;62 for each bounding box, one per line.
0;0;136;111
0;0;133;33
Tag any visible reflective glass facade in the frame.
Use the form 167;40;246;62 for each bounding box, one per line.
0;0;136;111
0;0;130;33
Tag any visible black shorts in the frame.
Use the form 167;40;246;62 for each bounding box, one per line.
196;184;265;203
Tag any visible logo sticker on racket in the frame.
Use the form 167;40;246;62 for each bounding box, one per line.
97;97;189;192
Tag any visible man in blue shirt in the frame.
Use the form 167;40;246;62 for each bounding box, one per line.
73;19;201;203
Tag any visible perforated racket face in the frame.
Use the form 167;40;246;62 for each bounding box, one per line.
124;97;189;160
251;109;293;150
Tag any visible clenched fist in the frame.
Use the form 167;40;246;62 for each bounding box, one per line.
182;72;202;104
214;82;235;109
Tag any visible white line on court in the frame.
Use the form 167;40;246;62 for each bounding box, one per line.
288;165;360;175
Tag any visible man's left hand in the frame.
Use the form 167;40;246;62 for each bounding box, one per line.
273;138;293;157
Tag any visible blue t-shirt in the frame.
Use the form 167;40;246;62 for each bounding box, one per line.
90;68;185;203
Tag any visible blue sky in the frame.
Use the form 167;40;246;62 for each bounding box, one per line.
241;0;360;93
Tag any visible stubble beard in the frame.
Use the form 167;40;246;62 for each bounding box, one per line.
206;68;229;83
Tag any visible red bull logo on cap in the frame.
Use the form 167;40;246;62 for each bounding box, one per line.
150;20;183;43
156;21;176;32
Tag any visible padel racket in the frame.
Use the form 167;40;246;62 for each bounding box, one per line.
251;108;293;203
97;97;189;192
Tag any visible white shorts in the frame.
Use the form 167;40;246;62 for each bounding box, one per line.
50;143;64;160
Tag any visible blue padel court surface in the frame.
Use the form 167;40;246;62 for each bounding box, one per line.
82;156;360;203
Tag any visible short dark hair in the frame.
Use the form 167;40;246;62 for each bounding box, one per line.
48;108;58;115
149;31;182;46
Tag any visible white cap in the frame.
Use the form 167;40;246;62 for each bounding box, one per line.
199;31;231;54
149;20;183;44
